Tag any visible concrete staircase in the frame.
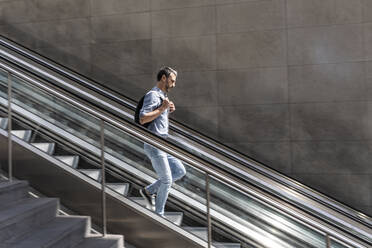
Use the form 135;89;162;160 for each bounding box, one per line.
0;179;124;248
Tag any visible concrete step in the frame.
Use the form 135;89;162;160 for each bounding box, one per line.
107;183;130;196
11;130;32;142
183;227;208;241
74;235;124;248
130;197;183;225
56;155;80;168
32;142;56;155
3;216;88;248
130;195;156;207
0;198;58;242
0;179;124;247
130;196;154;211
130;196;147;205
0;119;32;143
164;212;183;226
0;180;29;204
79;169;102;181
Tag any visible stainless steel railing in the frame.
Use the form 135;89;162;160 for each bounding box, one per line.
0;35;370;234
1;60;370;248
7;70;12;182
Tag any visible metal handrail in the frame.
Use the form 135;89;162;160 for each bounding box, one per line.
1;42;372;245
100;119;107;236
0;62;370;248
7;71;12;182
0;35;370;231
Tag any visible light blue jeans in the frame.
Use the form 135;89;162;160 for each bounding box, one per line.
144;143;186;216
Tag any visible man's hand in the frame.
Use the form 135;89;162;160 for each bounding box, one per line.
169;101;175;113
160;97;170;111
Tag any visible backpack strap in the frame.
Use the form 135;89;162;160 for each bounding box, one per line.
148;90;165;108
134;90;164;128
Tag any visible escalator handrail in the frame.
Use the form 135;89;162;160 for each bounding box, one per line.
0;61;371;248
0;35;370;228
0;37;371;241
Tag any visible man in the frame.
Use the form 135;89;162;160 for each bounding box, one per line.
139;66;186;217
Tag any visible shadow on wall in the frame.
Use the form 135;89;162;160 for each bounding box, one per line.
1;23;219;138
1;23;148;101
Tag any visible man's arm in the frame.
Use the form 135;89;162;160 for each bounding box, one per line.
140;98;170;125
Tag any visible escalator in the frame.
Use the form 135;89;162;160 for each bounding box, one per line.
0;35;371;248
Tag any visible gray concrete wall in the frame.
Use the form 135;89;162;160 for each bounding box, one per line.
0;0;371;216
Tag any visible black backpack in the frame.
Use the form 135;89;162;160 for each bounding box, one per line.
134;93;163;128
134;95;150;128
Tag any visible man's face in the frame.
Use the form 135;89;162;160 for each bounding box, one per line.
164;73;176;93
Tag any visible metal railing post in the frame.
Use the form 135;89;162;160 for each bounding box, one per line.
326;234;331;248
100;119;107;236
206;174;212;248
7;73;12;182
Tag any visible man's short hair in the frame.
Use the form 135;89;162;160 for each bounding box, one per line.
157;66;177;81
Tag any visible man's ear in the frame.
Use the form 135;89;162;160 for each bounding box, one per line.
161;75;167;82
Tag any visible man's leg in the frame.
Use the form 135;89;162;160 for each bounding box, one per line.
147;154;172;216
143;143;160;195
167;154;186;182
141;144;159;208
147;155;185;215
143;144;164;195
143;144;172;216
143;155;185;193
